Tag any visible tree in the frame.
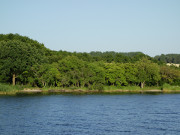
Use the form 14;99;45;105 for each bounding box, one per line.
154;54;180;64
123;63;138;85
160;66;180;85
30;63;61;87
58;56;85;87
0;39;46;85
136;58;160;88
104;63;126;87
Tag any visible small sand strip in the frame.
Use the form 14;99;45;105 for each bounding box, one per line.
20;89;42;93
144;89;162;92
14;89;180;95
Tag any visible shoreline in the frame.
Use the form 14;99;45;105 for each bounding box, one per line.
1;89;180;96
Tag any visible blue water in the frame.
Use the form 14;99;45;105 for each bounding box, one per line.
0;94;180;135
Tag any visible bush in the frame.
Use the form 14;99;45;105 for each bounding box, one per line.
88;83;104;91
0;83;23;92
94;83;104;91
162;83;180;90
0;83;11;91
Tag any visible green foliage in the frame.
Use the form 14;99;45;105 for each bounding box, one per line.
31;63;61;87
123;63;138;85
89;51;150;63
0;33;180;91
58;56;85;87
160;66;180;85
0;34;47;85
136;57;161;88
104;63;127;86
87;62;105;89
155;54;180;64
162;83;180;90
0;83;23;92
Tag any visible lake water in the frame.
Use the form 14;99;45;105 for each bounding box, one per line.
0;94;180;135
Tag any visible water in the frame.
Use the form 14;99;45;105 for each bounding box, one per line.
0;94;180;135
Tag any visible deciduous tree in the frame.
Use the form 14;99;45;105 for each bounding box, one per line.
0;39;46;85
136;58;160;88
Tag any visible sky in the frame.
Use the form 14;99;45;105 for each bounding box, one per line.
0;0;180;56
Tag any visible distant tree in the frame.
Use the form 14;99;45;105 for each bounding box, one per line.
131;53;150;62
114;54;127;63
86;62;105;90
154;54;180;64
74;52;93;62
136;58;160;88
103;53;114;63
58;56;85;87
30;63;60;87
0;36;46;85
123;63;138;85
160;66;180;85
104;63;127;87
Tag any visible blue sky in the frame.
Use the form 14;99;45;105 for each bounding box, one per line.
0;0;180;56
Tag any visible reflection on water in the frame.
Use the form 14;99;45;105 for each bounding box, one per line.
0;94;180;135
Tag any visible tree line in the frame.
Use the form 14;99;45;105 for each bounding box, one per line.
0;34;180;89
154;54;180;64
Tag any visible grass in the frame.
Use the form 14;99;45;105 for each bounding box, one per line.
0;83;25;92
162;83;180;90
1;83;180;95
104;85;161;91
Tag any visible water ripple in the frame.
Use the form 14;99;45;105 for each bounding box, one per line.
0;94;180;135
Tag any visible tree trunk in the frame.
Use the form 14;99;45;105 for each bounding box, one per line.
77;82;79;87
12;74;16;85
141;82;145;88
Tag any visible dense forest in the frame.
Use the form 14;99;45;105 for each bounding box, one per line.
154;54;180;64
0;33;180;90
